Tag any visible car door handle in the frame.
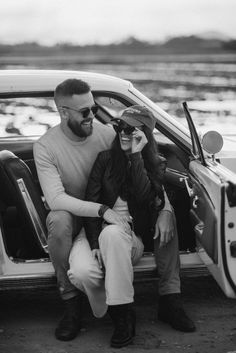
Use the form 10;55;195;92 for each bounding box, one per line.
180;177;194;197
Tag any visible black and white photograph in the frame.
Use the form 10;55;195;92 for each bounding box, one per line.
0;1;236;352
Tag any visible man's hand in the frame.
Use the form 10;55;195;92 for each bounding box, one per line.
153;210;174;248
103;209;132;235
131;129;148;153
92;249;103;269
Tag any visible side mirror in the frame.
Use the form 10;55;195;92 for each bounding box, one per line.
201;131;224;155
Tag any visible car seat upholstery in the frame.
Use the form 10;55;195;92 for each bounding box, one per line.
0;150;49;258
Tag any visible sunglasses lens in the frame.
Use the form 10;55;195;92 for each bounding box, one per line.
81;108;90;118
81;105;98;118
123;126;135;135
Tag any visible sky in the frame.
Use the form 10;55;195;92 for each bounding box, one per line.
0;0;235;45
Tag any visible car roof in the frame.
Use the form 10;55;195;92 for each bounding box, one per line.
0;70;132;93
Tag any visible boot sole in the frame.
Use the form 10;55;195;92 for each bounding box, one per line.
55;331;79;341
158;313;196;332
111;335;134;348
55;325;81;341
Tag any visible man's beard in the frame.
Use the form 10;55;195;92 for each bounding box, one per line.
67;118;93;138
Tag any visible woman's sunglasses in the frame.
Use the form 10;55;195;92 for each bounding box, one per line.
113;123;136;135
62;104;99;119
113;122;145;135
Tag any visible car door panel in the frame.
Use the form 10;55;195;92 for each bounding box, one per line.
182;102;236;297
189;157;236;297
188;173;218;263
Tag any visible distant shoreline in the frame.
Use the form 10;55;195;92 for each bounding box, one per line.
1;53;236;65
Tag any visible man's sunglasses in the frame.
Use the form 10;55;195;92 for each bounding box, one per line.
61;104;98;119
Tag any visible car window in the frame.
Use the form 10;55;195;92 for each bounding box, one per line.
0;97;60;138
95;95;128;118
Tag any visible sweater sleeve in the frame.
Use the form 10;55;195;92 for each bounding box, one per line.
33;141;101;217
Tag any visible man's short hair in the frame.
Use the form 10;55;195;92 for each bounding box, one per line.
54;79;91;100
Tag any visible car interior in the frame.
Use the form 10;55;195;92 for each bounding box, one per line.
0;93;196;262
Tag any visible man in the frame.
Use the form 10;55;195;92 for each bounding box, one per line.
33;78;129;341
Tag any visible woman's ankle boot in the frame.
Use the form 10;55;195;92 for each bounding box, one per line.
108;304;136;348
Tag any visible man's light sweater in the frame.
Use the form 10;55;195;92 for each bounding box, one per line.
33;122;115;221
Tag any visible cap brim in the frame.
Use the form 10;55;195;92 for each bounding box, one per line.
111;116;143;127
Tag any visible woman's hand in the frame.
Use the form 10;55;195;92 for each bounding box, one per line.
131;129;148;153
92;249;103;269
153;210;175;248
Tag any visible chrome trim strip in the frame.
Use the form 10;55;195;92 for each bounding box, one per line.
17;178;48;253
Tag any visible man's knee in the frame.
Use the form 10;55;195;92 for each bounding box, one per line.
47;211;74;240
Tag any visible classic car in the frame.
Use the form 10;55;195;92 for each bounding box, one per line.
0;70;236;299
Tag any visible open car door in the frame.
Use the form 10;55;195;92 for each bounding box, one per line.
183;102;236;298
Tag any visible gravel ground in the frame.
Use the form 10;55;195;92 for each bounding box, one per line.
0;276;236;353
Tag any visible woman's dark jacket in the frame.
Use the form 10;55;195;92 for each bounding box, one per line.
84;150;164;251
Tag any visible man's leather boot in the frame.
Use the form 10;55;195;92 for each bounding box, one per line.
108;304;136;348
158;293;196;332
55;295;82;341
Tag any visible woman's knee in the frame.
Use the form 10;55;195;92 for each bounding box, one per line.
68;262;94;286
99;225;127;247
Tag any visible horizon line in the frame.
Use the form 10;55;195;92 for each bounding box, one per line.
0;33;236;47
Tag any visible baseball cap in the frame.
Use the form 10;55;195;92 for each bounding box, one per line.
111;105;156;131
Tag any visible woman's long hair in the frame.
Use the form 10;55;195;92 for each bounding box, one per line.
110;134;129;200
110;125;164;201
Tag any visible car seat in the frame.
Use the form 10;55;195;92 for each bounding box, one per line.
0;150;49;258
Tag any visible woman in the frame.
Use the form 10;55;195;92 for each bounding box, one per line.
68;105;174;348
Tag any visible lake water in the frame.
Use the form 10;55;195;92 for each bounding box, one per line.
1;53;236;138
